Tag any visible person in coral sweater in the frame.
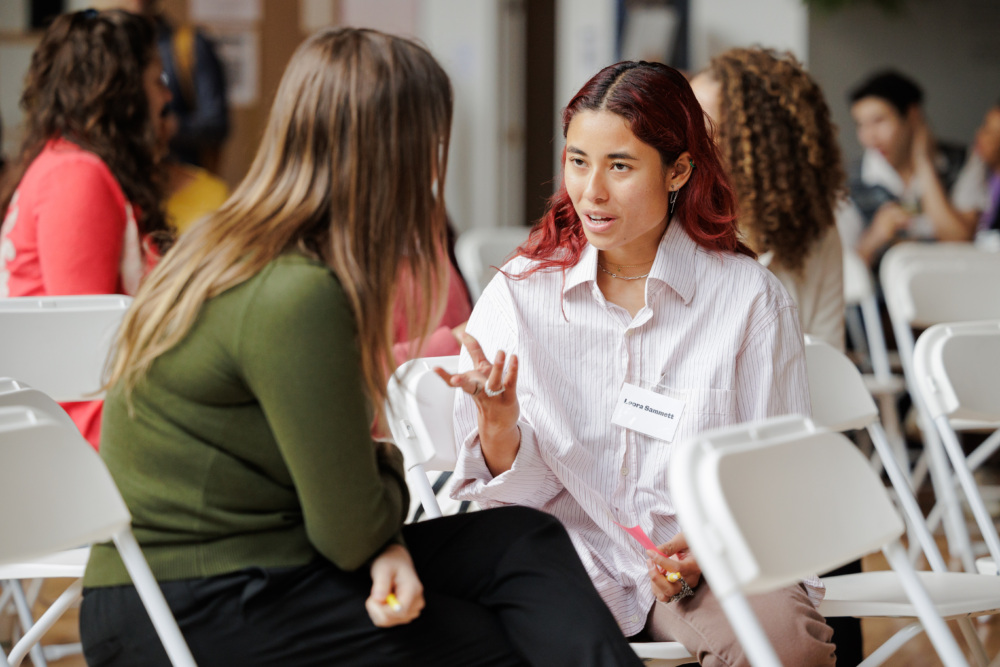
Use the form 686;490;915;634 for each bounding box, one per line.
0;9;173;449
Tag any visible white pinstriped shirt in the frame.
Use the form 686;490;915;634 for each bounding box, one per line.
452;220;819;636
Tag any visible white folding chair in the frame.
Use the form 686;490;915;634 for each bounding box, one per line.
454;226;530;302
806;336;999;667
0;295;131;402
0;295;131;666
0;404;196;667
385;357;695;666
669;414;970;667
843;248;908;477
881;242;1000;572
0;379;88;665
914;320;1000;581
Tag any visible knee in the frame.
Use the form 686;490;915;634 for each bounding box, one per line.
763;603;836;667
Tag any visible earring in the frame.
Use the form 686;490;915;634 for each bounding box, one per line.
669;189;679;218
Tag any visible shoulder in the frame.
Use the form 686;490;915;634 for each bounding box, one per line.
696;247;797;313
23;141;124;202
245;254;347;312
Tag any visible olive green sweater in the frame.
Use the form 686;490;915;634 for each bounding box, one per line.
84;255;409;587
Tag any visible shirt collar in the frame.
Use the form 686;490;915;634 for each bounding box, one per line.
860;148;906;196
562;220;697;305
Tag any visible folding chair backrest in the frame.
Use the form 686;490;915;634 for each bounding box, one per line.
913;320;1000;424
881;243;1000;329
0;295;131;401
0;377;78;433
669;415;904;598
454;227;530;302
803;336;879;432
0;405;131;566
386;356;460;472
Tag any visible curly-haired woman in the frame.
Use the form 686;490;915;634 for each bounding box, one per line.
691;48;846;351
0;9;172;448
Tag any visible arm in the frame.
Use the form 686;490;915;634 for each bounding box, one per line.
912;117;978;241
734;295;811;422
240;262;408;571
35;157;129;295
810;227;846;352
854;202;910;267
445;284;564;507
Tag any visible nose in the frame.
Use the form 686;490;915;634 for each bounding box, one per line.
583;169;608;204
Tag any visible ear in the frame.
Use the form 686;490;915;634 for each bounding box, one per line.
666;151;695;192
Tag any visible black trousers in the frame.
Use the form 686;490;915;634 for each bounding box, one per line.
81;507;643;667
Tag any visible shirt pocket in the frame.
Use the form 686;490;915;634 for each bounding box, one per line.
650;384;737;444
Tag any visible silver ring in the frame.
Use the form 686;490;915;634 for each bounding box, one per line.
484;384;505;398
668;576;695;603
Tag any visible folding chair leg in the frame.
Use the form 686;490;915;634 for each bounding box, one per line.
7;582;46;667
956;617;989;667
921;411;977;572
113;531;197;667
7;581;81;667
882;542;969;667
936;416;1000;570
855;621;925;667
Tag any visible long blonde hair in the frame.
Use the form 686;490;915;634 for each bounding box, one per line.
108;27;453;409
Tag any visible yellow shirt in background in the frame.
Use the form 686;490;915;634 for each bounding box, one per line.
167;163;229;234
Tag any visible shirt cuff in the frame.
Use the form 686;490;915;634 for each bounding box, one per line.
452;421;552;508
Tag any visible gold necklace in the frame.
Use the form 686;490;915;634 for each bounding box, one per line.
597;262;650;281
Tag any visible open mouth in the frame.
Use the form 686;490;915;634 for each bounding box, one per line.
583;214;615;233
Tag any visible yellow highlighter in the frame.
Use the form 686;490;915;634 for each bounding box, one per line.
665;571;681;583
385;593;402;612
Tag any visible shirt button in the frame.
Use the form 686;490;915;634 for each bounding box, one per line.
630;614;639;622
621;466;628;476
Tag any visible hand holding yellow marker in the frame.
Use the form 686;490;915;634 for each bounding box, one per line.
385;592;402;612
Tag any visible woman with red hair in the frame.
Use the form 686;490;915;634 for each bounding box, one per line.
438;61;836;666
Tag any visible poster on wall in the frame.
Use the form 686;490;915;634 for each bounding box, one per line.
212;30;259;107
191;0;262;23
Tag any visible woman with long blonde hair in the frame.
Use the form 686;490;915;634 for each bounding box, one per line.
80;28;641;667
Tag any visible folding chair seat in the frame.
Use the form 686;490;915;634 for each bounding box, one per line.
0;403;196;667
805;336;1000;667
385;357;696;666
454;226;530;303
669;414;970;667
881;242;1000;573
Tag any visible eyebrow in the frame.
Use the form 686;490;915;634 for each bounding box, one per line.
566;146;639;161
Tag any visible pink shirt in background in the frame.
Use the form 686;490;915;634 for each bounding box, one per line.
392;261;472;366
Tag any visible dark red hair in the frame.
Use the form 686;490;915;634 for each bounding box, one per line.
515;60;753;275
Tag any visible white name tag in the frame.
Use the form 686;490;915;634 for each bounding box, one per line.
611;383;685;443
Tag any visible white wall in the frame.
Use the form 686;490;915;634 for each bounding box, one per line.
553;0;617;173
689;0;809;71
809;0;1000;166
338;0;523;232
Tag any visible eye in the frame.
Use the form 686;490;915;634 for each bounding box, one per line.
568;157;586;168
611;162;630;172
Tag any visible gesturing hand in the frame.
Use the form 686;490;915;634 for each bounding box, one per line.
434;333;521;476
